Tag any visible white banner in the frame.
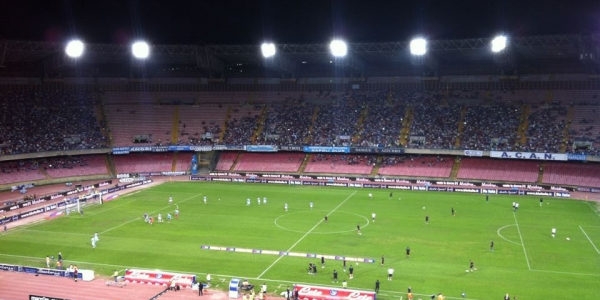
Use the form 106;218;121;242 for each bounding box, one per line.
490;151;567;161
464;150;483;157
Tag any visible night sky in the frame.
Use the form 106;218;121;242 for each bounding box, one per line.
0;0;599;45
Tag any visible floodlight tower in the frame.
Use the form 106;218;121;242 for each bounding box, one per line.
261;42;276;58
330;39;348;57
131;41;150;59
409;37;437;75
491;35;517;73
65;40;85;58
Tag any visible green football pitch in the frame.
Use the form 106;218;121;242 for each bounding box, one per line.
1;182;599;299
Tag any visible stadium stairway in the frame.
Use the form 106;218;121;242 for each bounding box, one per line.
443;90;449;106
305;106;320;144
96;93;113;146
252;104;269;143
221;105;233;142
230;153;243;172
171;106;180;143
517;105;530;146
40;167;51;180
298;154;311;173
94;104;111;145
537;161;546;184
399;105;413;146
386;90;394;105
450;157;462;180
171;152;178;172
454;106;467;148
545;89;554;105
105;155;116;177
369;156;383;176
352;105;369;144
560;106;574;152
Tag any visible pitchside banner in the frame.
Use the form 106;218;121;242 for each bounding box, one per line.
125;269;196;288
294;284;376;300
490;151;568;161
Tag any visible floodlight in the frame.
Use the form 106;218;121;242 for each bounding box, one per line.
330;39;348;57
491;35;507;53
65;40;85;58
410;38;427;56
261;43;276;58
131;41;150;59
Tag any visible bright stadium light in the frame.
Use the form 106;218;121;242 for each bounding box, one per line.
65;40;85;58
330;39;348;57
131;41;150;59
491;35;507;53
261;43;276;58
410;38;427;56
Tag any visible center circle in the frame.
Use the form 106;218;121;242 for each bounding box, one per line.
274;210;370;234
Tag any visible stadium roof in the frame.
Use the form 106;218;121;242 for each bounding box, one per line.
1;34;598;76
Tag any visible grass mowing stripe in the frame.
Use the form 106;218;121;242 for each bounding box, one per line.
256;191;356;279
513;212;531;270
579;225;600;254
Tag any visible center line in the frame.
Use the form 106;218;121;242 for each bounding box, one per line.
257;191;356;279
513;212;531;270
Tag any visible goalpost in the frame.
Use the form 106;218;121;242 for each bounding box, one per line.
64;193;103;215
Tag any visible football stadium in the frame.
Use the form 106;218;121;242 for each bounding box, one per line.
0;1;599;300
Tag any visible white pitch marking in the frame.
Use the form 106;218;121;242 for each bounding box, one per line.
579;225;600;254
99;194;200;235
513;212;531;270
256;191;356;279
496;224;522;246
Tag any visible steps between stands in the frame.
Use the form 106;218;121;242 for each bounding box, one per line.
305;106;320;144
537;162;546;184
221;105;233;142
399;105;413;146
105;155;116;177
171;153;178;172
230;153;243;172
298;154;311;173
252;104;269;143
454;106;467;148
560;106;574;152
518;105;530;147
369;156;383;176
352;106;369;144
171;106;180;144
450;157;462;180
40;168;51;180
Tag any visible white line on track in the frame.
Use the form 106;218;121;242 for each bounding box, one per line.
256;191;356;279
513;212;531;270
579;225;600;254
